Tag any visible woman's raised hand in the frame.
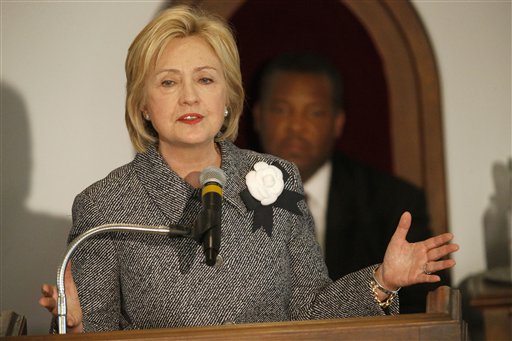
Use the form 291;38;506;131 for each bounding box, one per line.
375;212;459;291
39;262;83;333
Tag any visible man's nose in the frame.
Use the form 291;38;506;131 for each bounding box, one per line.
287;111;306;132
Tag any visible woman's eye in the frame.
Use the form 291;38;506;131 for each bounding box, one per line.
161;80;175;87
199;77;213;84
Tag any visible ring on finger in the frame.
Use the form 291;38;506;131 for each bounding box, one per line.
423;263;432;275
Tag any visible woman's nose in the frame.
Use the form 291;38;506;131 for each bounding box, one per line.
180;80;199;105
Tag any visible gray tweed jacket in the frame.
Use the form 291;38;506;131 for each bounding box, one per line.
69;141;398;332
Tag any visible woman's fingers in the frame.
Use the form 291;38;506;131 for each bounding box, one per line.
40;284;56;301
390;211;412;242
427;243;459;261
418;259;455;283
39;284;58;314
419;273;442;283
423;232;455;250
39;263;83;332
38;297;55;312
41;283;57;297
424;258;456;274
67;315;77;328
40;284;52;296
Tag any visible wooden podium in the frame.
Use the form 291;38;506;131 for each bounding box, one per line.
6;286;467;341
463;270;512;341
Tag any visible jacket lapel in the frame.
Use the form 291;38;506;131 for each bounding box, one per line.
133;145;198;224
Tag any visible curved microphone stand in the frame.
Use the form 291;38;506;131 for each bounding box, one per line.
56;224;189;334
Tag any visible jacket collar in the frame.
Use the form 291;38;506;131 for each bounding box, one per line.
216;141;251;215
133;141;250;223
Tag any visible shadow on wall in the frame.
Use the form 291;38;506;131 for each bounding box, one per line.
458;158;512;341
1;82;71;335
483;158;512;270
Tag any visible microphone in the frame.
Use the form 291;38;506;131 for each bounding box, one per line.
197;167;226;266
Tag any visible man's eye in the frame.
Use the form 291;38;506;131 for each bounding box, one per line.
309;110;327;117
269;106;286;114
161;80;175;87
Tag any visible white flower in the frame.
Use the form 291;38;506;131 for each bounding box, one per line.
246;161;284;206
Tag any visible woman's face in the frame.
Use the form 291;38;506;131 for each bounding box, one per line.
143;36;227;150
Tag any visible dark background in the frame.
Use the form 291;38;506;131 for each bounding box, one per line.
230;0;392;173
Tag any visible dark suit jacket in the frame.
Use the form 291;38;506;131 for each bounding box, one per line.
324;152;448;313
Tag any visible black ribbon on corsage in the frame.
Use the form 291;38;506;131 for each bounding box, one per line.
240;163;304;237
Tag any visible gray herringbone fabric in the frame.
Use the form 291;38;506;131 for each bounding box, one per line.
68;141;398;332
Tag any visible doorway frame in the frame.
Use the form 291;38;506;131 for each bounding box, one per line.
176;0;448;235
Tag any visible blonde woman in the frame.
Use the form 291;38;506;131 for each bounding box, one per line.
40;5;458;333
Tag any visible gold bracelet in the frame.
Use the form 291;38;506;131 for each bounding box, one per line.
370;279;396;308
370;265;400;309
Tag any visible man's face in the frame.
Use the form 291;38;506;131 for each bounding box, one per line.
254;71;344;182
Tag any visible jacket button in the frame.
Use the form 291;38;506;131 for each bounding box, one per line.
213;254;224;268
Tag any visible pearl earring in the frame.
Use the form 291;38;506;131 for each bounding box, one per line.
143;112;150;120
224;107;229;117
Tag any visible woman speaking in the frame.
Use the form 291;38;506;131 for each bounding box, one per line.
39;5;458;333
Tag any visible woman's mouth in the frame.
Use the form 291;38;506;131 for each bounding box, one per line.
178;113;203;124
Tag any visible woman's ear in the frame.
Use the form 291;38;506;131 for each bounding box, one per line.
140;103;148;119
140;106;150;121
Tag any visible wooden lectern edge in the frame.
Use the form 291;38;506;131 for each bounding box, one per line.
6;314;456;341
7;286;464;340
426;285;460;318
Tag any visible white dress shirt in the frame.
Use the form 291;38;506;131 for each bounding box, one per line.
303;161;332;255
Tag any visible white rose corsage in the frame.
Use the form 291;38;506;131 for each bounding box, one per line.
245;161;284;206
240;161;304;237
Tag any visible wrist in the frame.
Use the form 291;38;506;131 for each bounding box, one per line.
373;265;400;294
370;265;400;309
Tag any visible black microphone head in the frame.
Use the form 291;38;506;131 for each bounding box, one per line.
199;167;227;187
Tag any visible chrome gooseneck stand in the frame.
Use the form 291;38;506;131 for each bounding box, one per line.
56;224;189;334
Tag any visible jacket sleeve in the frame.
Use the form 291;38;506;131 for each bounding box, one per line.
284;166;398;320
69;192;121;332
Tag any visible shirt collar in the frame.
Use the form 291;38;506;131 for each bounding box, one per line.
303;161;332;206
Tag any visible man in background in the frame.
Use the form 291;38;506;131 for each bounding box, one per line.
252;52;446;313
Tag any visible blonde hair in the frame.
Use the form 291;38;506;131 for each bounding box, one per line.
125;5;244;152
